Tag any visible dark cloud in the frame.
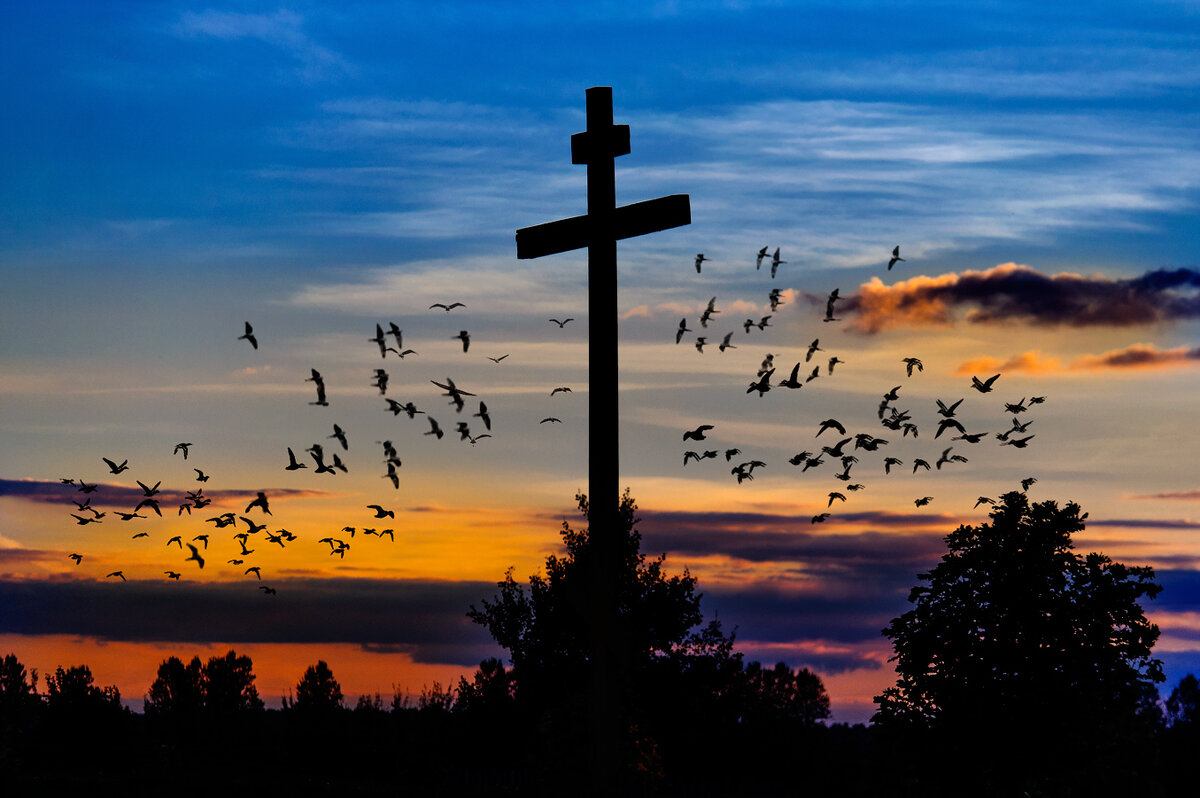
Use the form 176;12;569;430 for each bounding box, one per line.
0;577;501;666
1131;489;1200;501
0;478;332;508
845;264;1200;333
1086;518;1200;530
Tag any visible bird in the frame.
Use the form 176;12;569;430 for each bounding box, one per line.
755;246;769;270
238;322;258;349
193;468;210;482
135;498;162;516
68;553;83;564
683;451;715;465
694;253;709;273
260;586;277;595
882;385;902;402
694;337;708;353
131;531;149;539
329;424;348;450
821;438;853;458
166;535;183;548
425;416;444;439
746;370;773;397
549;317;574;328
827;357;844;375
828;492;847;507
718;332;736;353
488;354;510;363
192;534;210;549
699;297;719;327
883;457;903;474
369;324;389;357
675;318;691;344
952;431;988;444
902;357;923;377
245;492;272;515
452;330;470;353
1004;398;1028;414
371;369;390;395
245;566;262;580
683;425;715;441
430;378;475;412
816;419;846;437
385;399;423;418
70;513;99;525
540;417;562;424
974;497;995;508
768;288;783;311
777;362;804;389
306;369;329;406
164;571;181;581
101;457;128;474
935;418;966;439
805;339;822;362
1021;477;1038;491
724;448;741;461
429;302;465;311
284;447;307;471
936;447;968;470
914;496;934;507
388;322;404;350
106;571;126;581
811;513;830;524
474;402;492;431
174;442;192;459
887;245;906;270
1028;396;1046;405
367;504;394;519
550;386;572;396
935;398;964;418
970;374;1001;393
770;247;786;278
1002;435;1035;448
384;462;400;489
913;459;931;472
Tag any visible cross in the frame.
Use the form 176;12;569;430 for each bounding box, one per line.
515;86;690;788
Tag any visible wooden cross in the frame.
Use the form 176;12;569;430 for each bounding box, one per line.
515;86;690;789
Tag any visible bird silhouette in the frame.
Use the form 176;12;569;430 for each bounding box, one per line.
811;513;830;524
430;377;475;412
887;245;906;270
102;457;128;474
902;357;923;376
284;447;307;471
368;324;389;357
245;492;272;515
193;468;210;482
488;354;510;363
828;492;847;507
238;321;258;349
329;424;349;450
549;318;575;328
768;288;783;311
883;457;903;474
694;253;709;273
974;496;995;508
1002;435;1035;448
174;442;192;459
699;297;719;328
936;418;966;439
816;419;846;437
107;571;125;581
675;318;691;344
778;362;804;389
971;374;1001;393
260;586;277;595
724;448;741;461
135;498;162;516
453;330;470;353
540;417;562;424
914;496;933;507
770;247;786;278
131;531;149;539
70;513;99;525
1021;477;1038;491
550;386;572;396
827;357;844;375
384;462;400;489
935;398;964;417
68;553;83;564
1004;398;1028;414
912;459;931;472
429;302;465;311
245;566;262;580
683;425;715;441
746;370;773;396
756;246;769;270
306;369;329;406
165;571;181;580
694;337;708;353
719;332;737;352
425;416;444;439
474;402;492;431
805;339;822;362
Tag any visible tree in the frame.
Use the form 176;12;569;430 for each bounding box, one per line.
1165;673;1200;728
44;664;122;716
455;657;515;717
144;655;204;717
740;661;831;726
874;491;1163;789
0;653;39;717
200;650;263;715
293;660;343;713
468;492;741;781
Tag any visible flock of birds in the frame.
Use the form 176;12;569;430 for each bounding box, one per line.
59;302;582;590
61;243;1043;588
677;245;1041;523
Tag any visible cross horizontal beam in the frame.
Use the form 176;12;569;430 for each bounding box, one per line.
515;194;691;260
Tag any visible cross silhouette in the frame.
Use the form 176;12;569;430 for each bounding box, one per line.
515;86;690;790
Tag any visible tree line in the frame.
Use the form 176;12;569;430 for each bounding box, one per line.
3;491;1200;795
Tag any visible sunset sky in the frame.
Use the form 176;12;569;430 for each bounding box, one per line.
2;1;1199;723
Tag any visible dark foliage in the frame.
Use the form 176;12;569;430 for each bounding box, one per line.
875;491;1164;794
292;659;344;714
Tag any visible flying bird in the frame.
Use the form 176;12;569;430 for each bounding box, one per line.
912;459;931;472
107;571;126;582
540;417;562;424
887;245;906;271
245;492;272;515
369;324;389;357
68;553;83;564
778;362;804;389
694;337;708;353
165;571;181;581
306;369;329;406
746;370;773;397
260;586;277;595
102;457;128;474
329;424;348;450
974;497;995;509
1021;477;1038;491
971;374;1001;393
683;425;715;441
474;401;492;431
902;357;924;377
827;357;844;375
675;318;691;344
694;253;709;273
245;566;262;580
174;442;192;459
193;468;210;482
816;419;846;437
429;302;465;311
770;247;786;278
453;330;471;353
756;246;769;270
238;322;258;349
550;386;572;396
935;398;964;417
811;513;830;524
425;416;444;439
488;354;510;363
699;297;719;327
914;496;934;507
284;447;307;471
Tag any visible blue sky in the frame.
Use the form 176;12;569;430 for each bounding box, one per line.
2;1;1199;722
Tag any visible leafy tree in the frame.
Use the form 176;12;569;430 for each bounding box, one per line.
44;664;122;716
875;491;1163;790
739;661;831;726
293;660;343;713
144;655;204;717
1165;673;1200;728
468;492;740;782
200;650;263;715
0;653;39;717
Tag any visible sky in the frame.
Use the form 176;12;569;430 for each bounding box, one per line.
2;1;1199;724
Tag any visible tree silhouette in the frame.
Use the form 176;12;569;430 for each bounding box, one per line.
199;650;264;716
293;659;343;714
0;653;39;716
44;664;123;717
1166;673;1200;728
875;491;1163;792
468;492;741;783
144;655;204;717
739;661;831;726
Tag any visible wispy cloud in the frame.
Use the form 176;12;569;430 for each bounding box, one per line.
955;343;1200;376
173;9;349;81
846;264;1200;334
1129;490;1200;501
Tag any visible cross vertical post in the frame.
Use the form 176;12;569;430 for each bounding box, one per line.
516;86;690;788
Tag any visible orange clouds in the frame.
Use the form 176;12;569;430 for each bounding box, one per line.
955;343;1200;375
845;263;1200;333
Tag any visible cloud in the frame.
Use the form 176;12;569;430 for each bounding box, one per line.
1129;490;1200;501
173;10;348;81
955;343;1200;376
0;577;500;666
845;264;1200;333
0;479;333;508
